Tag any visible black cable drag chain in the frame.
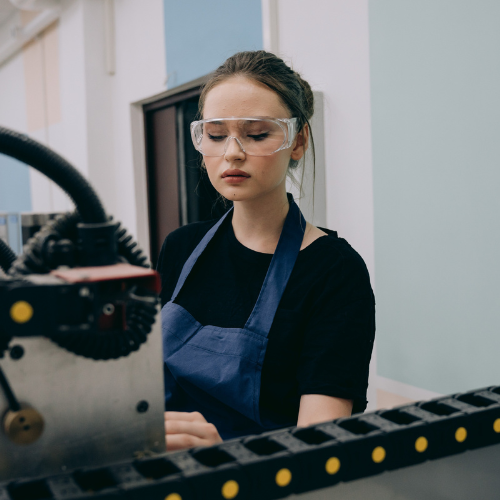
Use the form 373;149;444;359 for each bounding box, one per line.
2;384;500;500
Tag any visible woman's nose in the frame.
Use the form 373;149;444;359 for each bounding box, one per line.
224;137;246;161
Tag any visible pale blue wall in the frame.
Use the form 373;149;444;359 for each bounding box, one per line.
0;154;31;212
370;0;500;394
163;0;262;88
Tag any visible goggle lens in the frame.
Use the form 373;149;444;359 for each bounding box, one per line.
192;119;291;157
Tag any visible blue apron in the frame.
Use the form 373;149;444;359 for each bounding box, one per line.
161;197;306;439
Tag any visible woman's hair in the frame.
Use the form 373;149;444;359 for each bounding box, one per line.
198;50;315;195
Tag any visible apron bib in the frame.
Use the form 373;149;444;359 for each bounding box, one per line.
162;196;306;439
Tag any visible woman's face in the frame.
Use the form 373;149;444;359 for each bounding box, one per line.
202;76;301;203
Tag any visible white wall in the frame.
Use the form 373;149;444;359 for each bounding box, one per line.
111;0;166;236
62;0;167;235
370;0;500;396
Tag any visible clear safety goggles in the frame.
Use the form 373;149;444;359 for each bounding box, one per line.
190;117;298;157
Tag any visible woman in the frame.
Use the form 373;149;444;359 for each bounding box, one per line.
157;51;375;451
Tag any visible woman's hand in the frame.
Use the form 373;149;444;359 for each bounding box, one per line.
164;411;222;451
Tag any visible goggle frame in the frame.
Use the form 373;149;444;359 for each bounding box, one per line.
190;117;299;157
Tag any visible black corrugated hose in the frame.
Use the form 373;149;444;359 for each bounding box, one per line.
0;127;156;360
0;127;106;223
6;212;149;276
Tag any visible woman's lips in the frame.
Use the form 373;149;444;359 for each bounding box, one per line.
222;169;250;183
222;176;249;184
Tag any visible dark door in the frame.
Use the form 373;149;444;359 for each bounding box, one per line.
144;84;228;267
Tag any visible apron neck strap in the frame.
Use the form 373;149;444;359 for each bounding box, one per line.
244;198;306;336
171;207;233;301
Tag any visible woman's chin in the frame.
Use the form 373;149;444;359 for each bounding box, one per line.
216;185;252;201
215;183;288;203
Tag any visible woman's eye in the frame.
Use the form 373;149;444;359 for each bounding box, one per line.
248;133;269;142
208;133;226;142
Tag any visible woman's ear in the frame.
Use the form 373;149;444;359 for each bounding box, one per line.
290;123;310;161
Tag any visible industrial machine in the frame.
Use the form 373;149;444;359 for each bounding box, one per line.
0;126;499;500
0;127;165;482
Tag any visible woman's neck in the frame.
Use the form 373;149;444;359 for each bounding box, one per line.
231;190;289;254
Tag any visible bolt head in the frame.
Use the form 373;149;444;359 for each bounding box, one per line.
136;401;149;413
10;345;24;360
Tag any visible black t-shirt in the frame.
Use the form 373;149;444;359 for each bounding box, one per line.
157;212;375;425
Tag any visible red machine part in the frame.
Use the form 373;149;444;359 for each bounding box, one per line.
51;263;160;293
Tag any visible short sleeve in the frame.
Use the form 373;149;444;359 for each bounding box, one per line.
297;247;375;413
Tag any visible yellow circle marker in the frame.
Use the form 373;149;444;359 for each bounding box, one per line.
275;468;292;487
493;419;500;434
221;480;239;500
372;446;386;464
415;436;428;453
10;301;33;324
455;427;467;443
325;457;341;475
165;494;182;500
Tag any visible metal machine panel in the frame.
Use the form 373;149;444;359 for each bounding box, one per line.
0;316;165;482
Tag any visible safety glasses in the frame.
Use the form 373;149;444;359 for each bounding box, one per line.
190;117;298;157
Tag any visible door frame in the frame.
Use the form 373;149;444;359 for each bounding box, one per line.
130;75;208;262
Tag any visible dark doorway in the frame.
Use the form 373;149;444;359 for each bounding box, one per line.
144;79;229;267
